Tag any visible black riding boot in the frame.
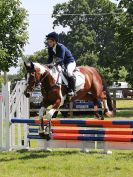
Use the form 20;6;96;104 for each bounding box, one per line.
68;76;76;96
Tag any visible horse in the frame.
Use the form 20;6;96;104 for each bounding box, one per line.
24;62;113;136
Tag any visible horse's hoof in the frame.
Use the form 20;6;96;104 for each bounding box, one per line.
39;132;51;140
39;132;45;137
100;117;104;120
38;129;47;137
95;117;104;120
45;134;51;141
105;111;113;117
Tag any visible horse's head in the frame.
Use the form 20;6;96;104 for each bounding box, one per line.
24;62;60;98
24;61;47;98
24;62;37;98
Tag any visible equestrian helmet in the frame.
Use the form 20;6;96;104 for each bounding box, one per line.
46;32;59;42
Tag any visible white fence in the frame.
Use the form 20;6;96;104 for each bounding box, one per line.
0;81;29;151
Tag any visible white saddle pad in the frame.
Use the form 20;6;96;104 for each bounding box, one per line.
74;71;85;92
61;70;85;92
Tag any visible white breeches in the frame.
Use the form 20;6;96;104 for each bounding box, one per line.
66;61;76;77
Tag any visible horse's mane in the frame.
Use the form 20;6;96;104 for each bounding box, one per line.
33;62;48;74
33;62;59;81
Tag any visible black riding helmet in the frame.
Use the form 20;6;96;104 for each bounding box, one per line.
46;32;59;42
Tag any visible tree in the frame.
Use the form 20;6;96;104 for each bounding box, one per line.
52;0;126;82
0;75;4;90
116;0;133;85
27;49;48;64
19;49;48;77
0;0;28;71
118;66;128;81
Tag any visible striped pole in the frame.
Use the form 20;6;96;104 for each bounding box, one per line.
28;128;133;135
11;118;133;128
27;134;133;142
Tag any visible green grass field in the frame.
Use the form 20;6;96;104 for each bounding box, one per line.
0;100;133;177
0;150;133;177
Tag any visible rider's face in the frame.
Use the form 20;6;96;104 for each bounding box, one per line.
47;39;56;48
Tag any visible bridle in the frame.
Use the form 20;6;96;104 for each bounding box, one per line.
26;64;63;93
26;68;50;92
26;72;36;92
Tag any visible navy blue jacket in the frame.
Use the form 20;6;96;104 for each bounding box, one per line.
47;43;75;65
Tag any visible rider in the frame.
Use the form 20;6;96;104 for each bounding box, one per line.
46;32;76;96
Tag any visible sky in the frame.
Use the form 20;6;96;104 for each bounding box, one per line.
9;0;118;74
22;0;69;55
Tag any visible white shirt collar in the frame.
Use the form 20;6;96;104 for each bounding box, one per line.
53;44;57;54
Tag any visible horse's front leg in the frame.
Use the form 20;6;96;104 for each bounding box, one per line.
41;99;61;139
38;101;49;136
46;98;61;120
38;107;46;135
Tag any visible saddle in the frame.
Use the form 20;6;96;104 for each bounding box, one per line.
47;64;85;92
58;66;85;92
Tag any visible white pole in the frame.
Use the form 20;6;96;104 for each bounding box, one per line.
0;91;3;150
4;82;11;151
23;83;29;149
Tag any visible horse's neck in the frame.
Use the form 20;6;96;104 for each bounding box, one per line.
41;71;56;91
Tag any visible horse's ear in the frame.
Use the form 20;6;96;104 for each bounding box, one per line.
30;62;34;70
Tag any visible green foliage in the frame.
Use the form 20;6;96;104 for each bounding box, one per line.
0;75;4;90
117;0;133;86
118;66;128;81
77;51;99;67
20;49;48;77
27;49;48;64
52;0;125;80
52;0;132;85
0;0;28;71
0;75;4;84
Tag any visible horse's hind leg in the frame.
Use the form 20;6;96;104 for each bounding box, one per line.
93;98;104;120
102;99;113;117
83;93;104;120
100;91;113;117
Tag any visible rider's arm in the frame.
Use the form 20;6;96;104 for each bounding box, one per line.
47;47;53;64
56;45;65;65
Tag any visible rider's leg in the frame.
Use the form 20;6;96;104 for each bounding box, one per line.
55;65;62;86
67;62;76;96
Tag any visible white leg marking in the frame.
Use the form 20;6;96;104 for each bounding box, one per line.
103;100;113;116
103;100;108;111
46;109;56;120
39;107;46;117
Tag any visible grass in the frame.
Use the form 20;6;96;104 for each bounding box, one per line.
0;150;133;177
116;100;133;108
0;101;133;177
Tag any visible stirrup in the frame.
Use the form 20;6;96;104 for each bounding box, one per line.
68;90;75;96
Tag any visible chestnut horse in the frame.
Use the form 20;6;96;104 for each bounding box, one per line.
24;62;113;135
